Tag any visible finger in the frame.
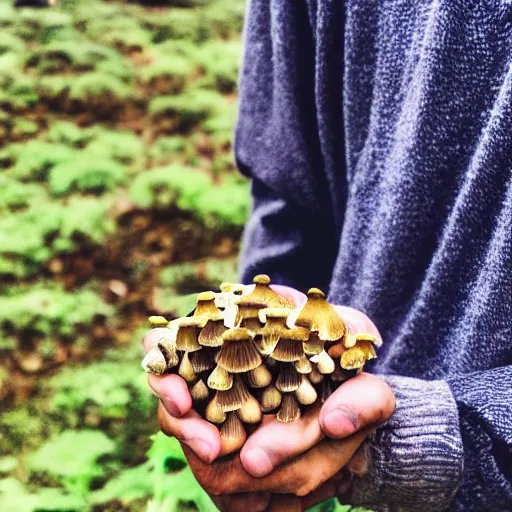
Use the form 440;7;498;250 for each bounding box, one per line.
267;495;302;512
212;493;271;512
319;373;395;439
142;327;174;352
270;285;307;308
185;432;366;496
334;305;382;343
158;402;221;463
240;404;324;477
148;373;192;417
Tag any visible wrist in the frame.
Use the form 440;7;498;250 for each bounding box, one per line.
348;376;463;512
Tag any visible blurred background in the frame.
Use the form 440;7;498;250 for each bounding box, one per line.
0;1;364;510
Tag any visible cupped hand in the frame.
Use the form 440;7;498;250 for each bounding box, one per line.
143;286;396;511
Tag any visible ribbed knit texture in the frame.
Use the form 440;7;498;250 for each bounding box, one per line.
235;1;512;511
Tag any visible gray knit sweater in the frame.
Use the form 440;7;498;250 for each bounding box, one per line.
236;1;512;511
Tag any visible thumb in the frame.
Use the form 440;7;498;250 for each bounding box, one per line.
319;373;395;439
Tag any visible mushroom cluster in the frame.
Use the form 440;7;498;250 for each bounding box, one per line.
142;275;380;453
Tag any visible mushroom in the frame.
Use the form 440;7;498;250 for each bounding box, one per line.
294;356;313;374
235;297;266;332
216;328;262;373
256;307;294;355
246;364;273;388
190;379;209;401
215;375;250;412
341;339;377;370
242;274;294;309
141;347;167;375
175;317;202;352
295;376;318;406
157;338;179;369
220;412;247;454
205;396;226;424
293;288;345;353
215;282;244;328
311;350;335;375
178;352;196;383
237;395;262;424
148;315;169;327
277;393;301;423
309;369;324;385
276;363;301;392
190;347;218;373
270;326;309;362
261;384;282;412
207;365;233;391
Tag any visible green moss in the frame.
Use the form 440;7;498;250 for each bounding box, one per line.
26;40;125;74
0;284;112;336
149;89;224;131
46;120;93;147
129;164;249;228
196;41;241;93
1;140;76;181
0;175;47;211
85;129;144;164
0;33;24;55
68;71;132;107
49;155;127;196
0;198;114;277
141;54;194;94
28;430;116;495
148;136;193;165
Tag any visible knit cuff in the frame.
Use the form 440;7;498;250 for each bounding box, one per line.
349;376;464;512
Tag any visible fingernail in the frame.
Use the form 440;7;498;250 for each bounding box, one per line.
321;407;358;438
161;397;181;417
183;438;214;463
244;447;273;477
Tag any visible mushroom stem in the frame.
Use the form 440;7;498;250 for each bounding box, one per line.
277;393;301;423
220;413;247;455
261;385;282;412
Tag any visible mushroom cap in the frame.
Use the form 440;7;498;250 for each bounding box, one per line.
207;365;233;391
141;347;167;375
294;290;345;341
190;379;209;401
246;364;272;388
258;307;292;323
190;347;217;373
295;376;318;405
341;340;377;370
294;356;313;374
261;385;282;412
215;376;250;412
148;315;169;327
205;397;226;424
197;291;216;302
222;327;253;342
178;352;196;382
175;319;202;352
356;332;382;347
253;274;271;285
198;319;227;347
237;395;262;424
219;282;244;294
215;337;262;373
311;350;335;374
157;338;179;368
276;363;301;392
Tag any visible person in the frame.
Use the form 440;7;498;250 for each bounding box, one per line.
143;1;512;511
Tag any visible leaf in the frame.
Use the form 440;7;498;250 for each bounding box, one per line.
90;462;153;505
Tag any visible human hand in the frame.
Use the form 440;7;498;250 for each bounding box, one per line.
143;286;395;511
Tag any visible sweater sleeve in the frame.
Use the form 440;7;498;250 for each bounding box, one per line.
235;0;340;290
350;368;512;512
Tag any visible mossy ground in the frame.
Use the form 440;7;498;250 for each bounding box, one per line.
0;1;370;511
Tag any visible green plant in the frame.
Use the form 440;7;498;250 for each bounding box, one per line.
0;175;46;211
49;155;127;196
86;128;144;164
148;136;193;164
149;88;224;131
46;120;94;147
0;284;112;337
141;54;194;94
1;140;76;181
29;430;116;496
196;41;241;93
68;71;132;108
0;32;24;55
0;198;114;277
